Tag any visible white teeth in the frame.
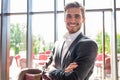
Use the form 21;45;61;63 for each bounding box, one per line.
68;23;77;27
69;24;76;27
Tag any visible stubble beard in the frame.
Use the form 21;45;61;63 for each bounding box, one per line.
67;23;80;34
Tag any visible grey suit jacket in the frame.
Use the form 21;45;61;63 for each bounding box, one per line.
47;33;98;80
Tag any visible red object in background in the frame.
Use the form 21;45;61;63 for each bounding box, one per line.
15;55;21;60
15;55;21;66
96;53;111;74
39;50;51;60
39;54;48;60
38;51;51;66
96;54;109;67
105;57;111;74
96;54;108;61
38;62;45;65
45;50;51;54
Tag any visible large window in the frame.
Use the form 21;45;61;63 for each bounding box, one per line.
0;0;120;80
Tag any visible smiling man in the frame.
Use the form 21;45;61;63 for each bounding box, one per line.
42;1;98;80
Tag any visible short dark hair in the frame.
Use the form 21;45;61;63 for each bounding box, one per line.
64;1;85;18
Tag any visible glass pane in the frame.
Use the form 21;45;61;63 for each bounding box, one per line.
57;13;66;40
32;0;54;12
104;12;112;36
86;12;113;79
105;11;112;55
116;11;120;79
85;12;102;79
10;0;27;12
9;15;27;80
85;12;103;40
65;0;83;5
58;0;64;11
85;0;112;9
105;12;112;79
32;14;54;68
86;12;111;52
117;11;120;34
116;0;120;8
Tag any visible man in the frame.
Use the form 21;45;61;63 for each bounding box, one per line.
42;1;98;80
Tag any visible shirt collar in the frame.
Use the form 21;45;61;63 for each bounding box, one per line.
63;29;81;42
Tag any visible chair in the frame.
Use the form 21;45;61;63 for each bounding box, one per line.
95;54;111;78
39;54;48;60
105;57;111;74
38;54;48;66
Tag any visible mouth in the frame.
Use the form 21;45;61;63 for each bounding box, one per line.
69;24;76;27
68;23;78;27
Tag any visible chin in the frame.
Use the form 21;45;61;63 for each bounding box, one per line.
69;31;77;34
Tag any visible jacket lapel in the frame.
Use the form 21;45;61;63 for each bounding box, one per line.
61;33;84;68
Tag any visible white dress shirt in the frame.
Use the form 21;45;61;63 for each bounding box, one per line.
61;29;82;64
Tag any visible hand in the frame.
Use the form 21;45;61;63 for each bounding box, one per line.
65;62;78;72
41;72;51;80
47;62;56;72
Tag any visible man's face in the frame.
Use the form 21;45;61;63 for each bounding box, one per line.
65;8;85;34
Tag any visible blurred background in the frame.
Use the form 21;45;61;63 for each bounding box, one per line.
0;0;120;80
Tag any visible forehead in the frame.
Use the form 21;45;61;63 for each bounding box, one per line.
65;8;82;14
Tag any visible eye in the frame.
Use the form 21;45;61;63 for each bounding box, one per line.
75;14;81;19
66;14;72;19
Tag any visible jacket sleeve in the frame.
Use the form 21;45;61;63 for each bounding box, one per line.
49;40;98;80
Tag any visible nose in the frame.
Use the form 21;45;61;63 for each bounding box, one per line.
70;17;76;23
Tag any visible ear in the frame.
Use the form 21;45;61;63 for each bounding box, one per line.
82;17;85;23
64;18;66;23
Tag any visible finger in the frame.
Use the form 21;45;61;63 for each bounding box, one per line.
65;68;73;72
